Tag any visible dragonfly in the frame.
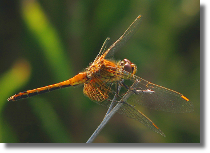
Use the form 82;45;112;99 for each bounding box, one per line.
7;15;193;136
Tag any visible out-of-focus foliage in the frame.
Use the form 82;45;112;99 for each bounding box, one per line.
0;0;199;143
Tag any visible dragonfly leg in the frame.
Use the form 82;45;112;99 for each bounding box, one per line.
133;88;155;94
121;82;138;94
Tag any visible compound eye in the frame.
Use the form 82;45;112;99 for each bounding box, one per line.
123;59;131;64
124;63;132;73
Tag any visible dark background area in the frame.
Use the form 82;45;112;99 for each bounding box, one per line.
0;0;199;143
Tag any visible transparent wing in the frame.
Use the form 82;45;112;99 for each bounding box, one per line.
113;80;165;136
125;75;194;113
103;15;142;58
117;102;166;137
94;37;110;62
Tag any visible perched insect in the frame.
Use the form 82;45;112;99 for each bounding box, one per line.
8;15;193;136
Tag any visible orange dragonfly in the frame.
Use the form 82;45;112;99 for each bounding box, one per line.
8;15;193;136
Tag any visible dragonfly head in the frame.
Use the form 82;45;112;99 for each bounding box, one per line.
120;59;137;75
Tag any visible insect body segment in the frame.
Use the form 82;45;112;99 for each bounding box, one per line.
7;72;88;101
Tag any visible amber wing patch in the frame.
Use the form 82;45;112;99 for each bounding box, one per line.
83;79;111;102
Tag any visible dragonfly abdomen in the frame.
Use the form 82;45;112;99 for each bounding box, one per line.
7;72;88;101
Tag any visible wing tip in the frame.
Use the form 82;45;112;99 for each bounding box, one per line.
137;15;142;19
181;95;190;101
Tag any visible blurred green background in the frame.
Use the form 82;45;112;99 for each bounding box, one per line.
0;0;199;143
